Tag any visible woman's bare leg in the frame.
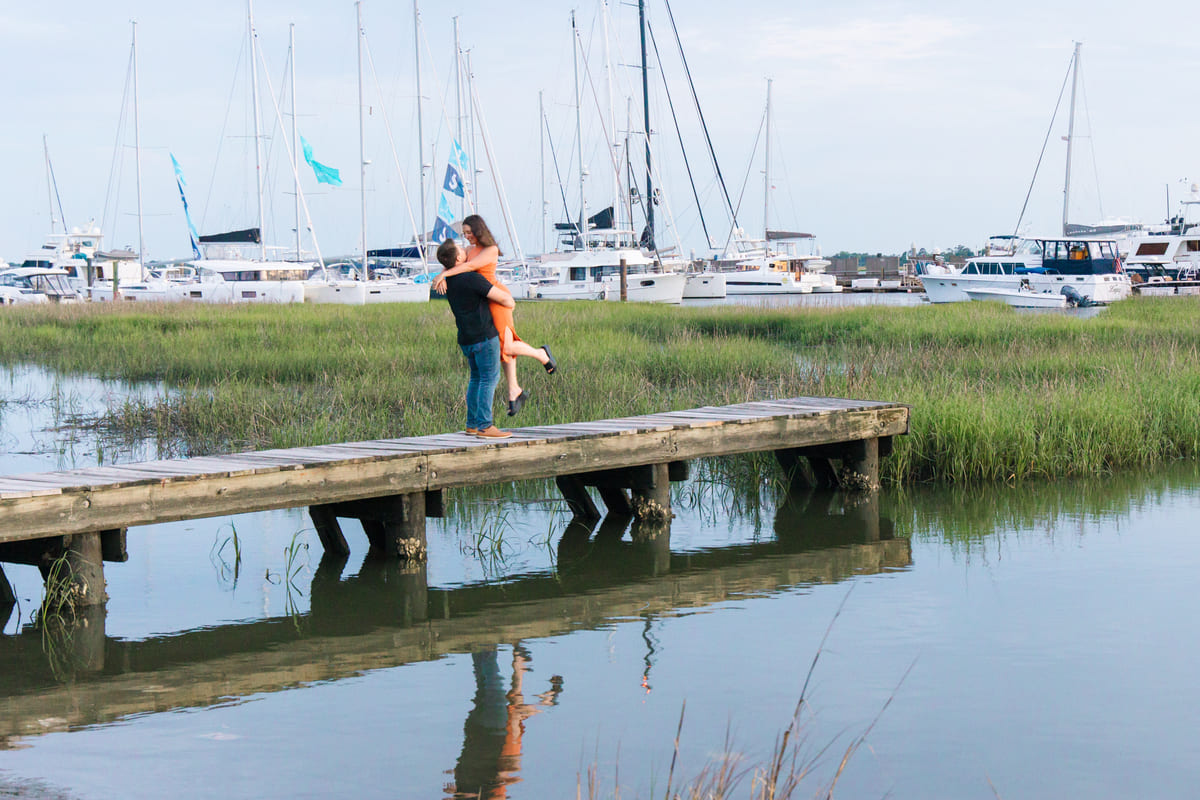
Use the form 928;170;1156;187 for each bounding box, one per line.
502;329;523;402
503;337;550;365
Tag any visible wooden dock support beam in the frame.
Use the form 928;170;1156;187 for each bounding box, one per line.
841;437;881;491
309;493;428;561
40;533;107;608
308;505;351;557
777;436;888;492
630;463;672;521
556;461;688;522
555;475;601;521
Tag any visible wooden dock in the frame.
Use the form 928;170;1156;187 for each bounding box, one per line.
0;396;909;606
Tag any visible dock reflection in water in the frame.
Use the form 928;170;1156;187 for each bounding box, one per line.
0;487;907;778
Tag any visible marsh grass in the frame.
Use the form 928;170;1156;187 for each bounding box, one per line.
575;591;908;800
2;298;1198;483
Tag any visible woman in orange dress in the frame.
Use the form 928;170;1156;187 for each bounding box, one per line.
433;214;555;417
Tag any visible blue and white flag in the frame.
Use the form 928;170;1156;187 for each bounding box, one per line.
442;163;465;198
431;217;456;244
431;138;469;245
301;135;343;186
170;153;202;260
448;138;470;173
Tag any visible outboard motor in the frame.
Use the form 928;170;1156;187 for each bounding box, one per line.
1060;285;1092;307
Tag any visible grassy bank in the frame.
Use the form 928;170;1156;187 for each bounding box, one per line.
0;297;1197;484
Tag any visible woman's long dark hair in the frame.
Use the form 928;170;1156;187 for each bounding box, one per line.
462;214;501;255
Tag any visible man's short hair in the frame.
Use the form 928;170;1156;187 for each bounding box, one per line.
436;238;458;269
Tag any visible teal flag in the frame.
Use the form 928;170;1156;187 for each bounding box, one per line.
301;136;342;186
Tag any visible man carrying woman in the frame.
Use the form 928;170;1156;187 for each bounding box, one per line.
436;238;514;439
433;214;556;417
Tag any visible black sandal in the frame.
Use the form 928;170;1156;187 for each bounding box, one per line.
507;390;528;417
541;345;557;374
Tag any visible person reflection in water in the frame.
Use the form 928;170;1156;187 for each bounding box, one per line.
446;644;563;799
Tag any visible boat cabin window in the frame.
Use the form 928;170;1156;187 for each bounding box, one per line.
1136;242;1170;256
568;267;587;281
1186;240;1200;253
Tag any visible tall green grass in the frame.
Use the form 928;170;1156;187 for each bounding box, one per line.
1;297;1197;484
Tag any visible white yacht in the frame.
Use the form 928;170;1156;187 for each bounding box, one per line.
1121;185;1200;283
534;227;685;303
20;222;144;295
0;266;82;303
922;237;1130;304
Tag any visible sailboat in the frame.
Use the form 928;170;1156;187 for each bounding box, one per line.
715;80;836;295
534;3;686;304
302;6;429;305
180;1;319;304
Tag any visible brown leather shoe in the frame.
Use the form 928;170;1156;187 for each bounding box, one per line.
474;425;513;439
464;428;479;435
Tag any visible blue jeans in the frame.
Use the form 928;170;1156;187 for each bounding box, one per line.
460;336;501;430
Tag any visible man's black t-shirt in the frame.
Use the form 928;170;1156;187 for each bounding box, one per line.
445;272;499;346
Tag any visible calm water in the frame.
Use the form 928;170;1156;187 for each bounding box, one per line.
2;366;1198;799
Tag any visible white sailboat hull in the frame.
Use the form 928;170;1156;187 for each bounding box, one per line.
682;272;727;299
602;272;686;303
304;279;430;304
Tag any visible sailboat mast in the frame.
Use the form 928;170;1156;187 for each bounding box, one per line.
290;24;300;262
601;0;619;232
131;21;146;278
539;89;546;254
44;136;55;234
247;0;267;261
413;0;428;265
453;17;464;218
763;78;772;242
572;10;587;252
357;2;368;279
639;0;653;247
1062;41;1080;236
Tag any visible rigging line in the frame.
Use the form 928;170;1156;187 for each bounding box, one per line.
258;49;293;247
101;43;135;238
647;18;712;249
543;108;574;232
253;37;325;267
46;147;69;240
773;136;804;236
663;0;738;229
1013;51;1074;238
576;23;624;209
1079;71;1105;220
417;22;478;217
202;36;248;232
362;33;422;249
468;76;525;263
576;11;681;259
723;103;767;254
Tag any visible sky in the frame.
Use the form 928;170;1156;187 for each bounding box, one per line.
3;0;1199;264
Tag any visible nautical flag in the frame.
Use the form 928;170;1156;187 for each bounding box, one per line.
448;138;470;173
431;138;470;244
431;217;456;244
443;163;465;198
300;136;343;186
170;153;202;261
